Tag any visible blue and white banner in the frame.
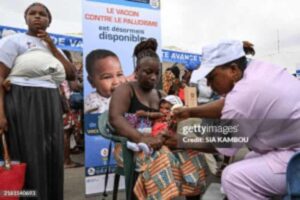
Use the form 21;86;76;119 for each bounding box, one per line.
84;114;123;195
83;0;161;196
87;0;160;11
83;0;161;96
0;25;82;52
296;69;300;78
162;49;201;71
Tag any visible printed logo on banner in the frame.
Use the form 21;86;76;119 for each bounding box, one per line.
100;148;109;165
89;122;97;128
87;167;96;176
86;166;117;176
85;114;100;135
150;0;159;8
86;0;160;10
100;148;109;157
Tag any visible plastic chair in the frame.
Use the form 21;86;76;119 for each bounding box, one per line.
283;151;300;200
98;111;135;200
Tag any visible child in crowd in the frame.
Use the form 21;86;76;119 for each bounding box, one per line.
163;65;181;95
84;49;126;113
60;50;83;168
126;95;183;154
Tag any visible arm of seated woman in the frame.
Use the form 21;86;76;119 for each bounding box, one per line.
135;110;164;119
109;84;164;149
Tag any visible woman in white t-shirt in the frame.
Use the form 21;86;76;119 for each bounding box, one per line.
0;3;76;200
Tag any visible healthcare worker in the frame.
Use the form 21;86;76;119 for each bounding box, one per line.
172;40;300;200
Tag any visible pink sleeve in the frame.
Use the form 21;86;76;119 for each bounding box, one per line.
218;101;250;157
216;147;239;156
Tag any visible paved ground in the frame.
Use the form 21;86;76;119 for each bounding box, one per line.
64;152;128;200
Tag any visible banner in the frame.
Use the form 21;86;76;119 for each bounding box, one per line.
162;49;201;71
297;69;300;79
0;25;82;52
84;114;122;195
83;0;161;196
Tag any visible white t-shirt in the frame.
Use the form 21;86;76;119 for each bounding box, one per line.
84;91;110;114
0;33;65;88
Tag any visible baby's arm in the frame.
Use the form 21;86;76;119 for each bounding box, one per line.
135;110;164;119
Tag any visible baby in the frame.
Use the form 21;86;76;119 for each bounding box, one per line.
126;95;183;154
84;49;126;113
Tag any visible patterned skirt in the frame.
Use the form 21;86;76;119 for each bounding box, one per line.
114;144;206;200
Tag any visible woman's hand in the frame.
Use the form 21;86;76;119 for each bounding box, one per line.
36;29;77;80
139;135;164;150
37;29;54;47
2;79;11;92
162;134;178;149
172;107;190;121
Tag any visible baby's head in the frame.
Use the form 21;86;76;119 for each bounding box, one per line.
86;49;126;97
159;95;183;115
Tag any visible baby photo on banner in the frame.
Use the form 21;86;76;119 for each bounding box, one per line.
82;0;161;196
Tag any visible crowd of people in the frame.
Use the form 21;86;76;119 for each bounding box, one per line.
0;2;299;200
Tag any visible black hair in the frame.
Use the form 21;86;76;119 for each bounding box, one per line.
85;49;118;75
167;65;180;79
167;84;178;95
159;99;172;107
24;2;52;24
133;38;160;69
62;50;73;62
242;41;255;56
221;56;247;72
